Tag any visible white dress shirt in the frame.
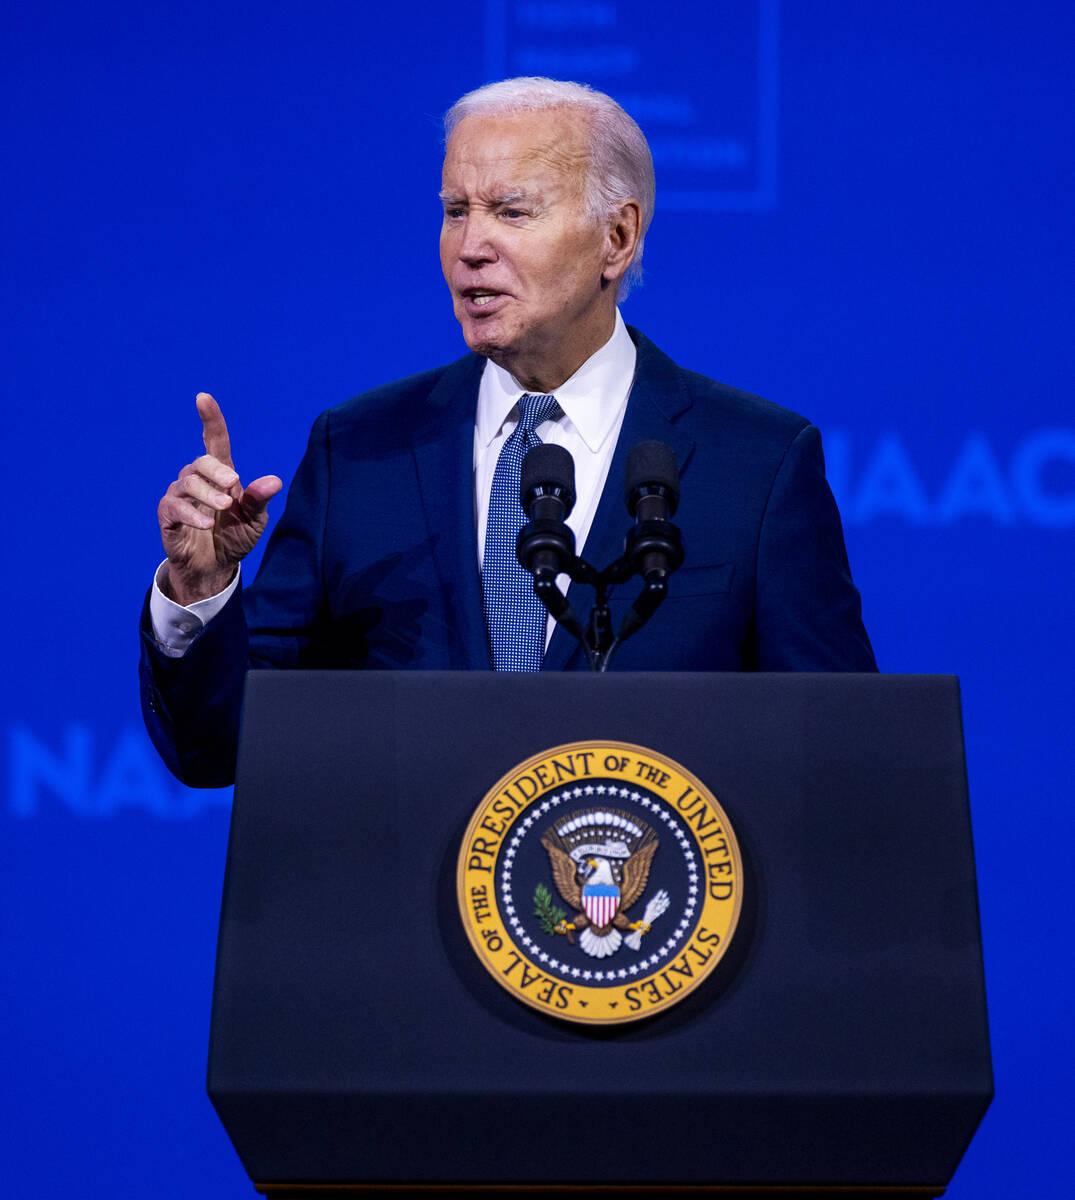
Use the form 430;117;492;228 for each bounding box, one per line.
474;309;636;644
151;310;637;657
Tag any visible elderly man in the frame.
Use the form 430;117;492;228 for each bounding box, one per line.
142;77;875;786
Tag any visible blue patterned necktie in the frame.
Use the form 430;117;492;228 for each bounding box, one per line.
482;392;562;671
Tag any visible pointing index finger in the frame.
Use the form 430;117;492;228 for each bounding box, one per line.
196;392;234;469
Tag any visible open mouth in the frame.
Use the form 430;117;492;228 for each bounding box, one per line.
461;287;507;313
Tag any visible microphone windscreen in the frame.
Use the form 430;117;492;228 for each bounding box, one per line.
521;442;576;509
625;441;680;515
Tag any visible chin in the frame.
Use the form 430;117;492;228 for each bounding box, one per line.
460;316;516;361
468;335;511;361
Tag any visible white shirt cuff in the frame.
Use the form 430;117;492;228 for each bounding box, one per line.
149;560;241;658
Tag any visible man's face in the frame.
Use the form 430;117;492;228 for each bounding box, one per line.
439;107;618;391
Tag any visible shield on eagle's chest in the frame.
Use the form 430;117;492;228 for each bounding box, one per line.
582;883;619;928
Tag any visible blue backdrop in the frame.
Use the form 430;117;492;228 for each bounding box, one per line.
4;1;1072;1194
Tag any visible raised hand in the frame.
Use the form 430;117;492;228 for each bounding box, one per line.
157;393;283;606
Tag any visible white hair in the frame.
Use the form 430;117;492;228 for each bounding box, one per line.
444;77;655;300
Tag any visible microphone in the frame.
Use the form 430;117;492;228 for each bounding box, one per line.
517;443;577;580
522;443;576;521
624;441;684;581
517;443;590;655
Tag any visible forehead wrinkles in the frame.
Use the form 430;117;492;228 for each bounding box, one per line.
529;137;591;195
443;114;593;201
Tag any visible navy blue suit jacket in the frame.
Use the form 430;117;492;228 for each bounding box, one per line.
141;329;875;785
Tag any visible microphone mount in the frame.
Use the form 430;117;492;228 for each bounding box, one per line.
516;440;685;672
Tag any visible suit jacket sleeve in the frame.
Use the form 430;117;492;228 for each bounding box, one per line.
752;423;876;671
139;411;333;787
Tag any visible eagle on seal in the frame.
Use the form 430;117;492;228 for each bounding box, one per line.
540;808;664;959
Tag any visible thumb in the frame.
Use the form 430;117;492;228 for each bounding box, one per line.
239;474;284;517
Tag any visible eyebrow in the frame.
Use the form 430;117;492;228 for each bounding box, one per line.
438;190;534;207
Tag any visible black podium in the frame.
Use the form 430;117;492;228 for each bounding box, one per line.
208;672;992;1197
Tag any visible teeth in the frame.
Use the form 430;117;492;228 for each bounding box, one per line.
471;293;496;306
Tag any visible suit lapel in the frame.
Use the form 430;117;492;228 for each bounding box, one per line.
411;353;491;669
543;329;697;672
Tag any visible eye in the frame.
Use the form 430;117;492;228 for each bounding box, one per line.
501;208;528;220
444;206;465;220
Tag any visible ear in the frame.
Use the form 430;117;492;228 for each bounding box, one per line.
601;199;643;286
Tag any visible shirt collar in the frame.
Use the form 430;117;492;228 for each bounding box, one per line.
475;309;637;453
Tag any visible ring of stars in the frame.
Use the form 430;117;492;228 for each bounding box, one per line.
498;783;700;984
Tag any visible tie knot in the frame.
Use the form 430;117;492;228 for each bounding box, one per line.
516;392;560;436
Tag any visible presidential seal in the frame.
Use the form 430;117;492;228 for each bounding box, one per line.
457;741;743;1025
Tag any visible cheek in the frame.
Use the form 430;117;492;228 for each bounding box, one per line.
564;230;609;277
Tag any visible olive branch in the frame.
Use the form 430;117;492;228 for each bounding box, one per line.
533;884;567;934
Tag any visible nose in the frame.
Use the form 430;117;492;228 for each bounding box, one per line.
456;214;497;268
